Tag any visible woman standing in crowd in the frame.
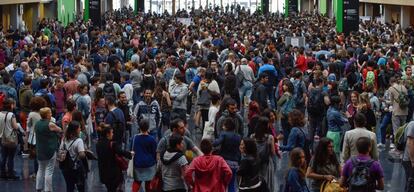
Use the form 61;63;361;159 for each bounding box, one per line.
251;116;275;192
62;100;77;131
238;138;268;192
96;127;132;192
153;79;172;135
35;107;62;192
131;120;157;192
327;96;349;155
0;99;20;180
280;110;307;152
285;147;310;192
278;79;295;145
213;118;241;192
59;121;86;192
27;96;48;179
306;138;341;192
346;91;360;129
161;135;188;192
358;92;377;131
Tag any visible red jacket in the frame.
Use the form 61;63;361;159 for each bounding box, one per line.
185;154;232;192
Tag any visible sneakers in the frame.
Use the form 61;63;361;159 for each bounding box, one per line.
390;143;396;149
377;143;385;148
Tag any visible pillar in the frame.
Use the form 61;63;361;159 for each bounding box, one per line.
364;3;373;16
300;0;310;12
383;4;392;24
172;0;176;14
318;0;327;15
400;6;410;29
84;0;89;21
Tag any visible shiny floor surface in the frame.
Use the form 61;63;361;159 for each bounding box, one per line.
0;145;405;192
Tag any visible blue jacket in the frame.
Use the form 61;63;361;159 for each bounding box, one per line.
213;131;241;162
280;127;306;152
327;106;348;132
285;168;310;192
131;134;157;168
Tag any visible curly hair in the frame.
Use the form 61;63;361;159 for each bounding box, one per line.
30;97;47;112
288;109;305;127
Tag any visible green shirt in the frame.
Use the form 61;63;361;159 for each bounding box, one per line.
35;119;60;160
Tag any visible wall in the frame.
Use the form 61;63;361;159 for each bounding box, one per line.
360;0;414;6
58;0;76;26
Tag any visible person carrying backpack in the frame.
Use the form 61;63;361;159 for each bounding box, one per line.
292;71;307;113
102;73;120;100
277;79;295;145
307;78;325;139
250;117;275;192
279;110;311;163
340;137;384;192
402;121;414;192
58;121;87;192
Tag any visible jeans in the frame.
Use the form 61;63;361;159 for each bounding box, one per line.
36;153;56;192
309;116;323;139
281;116;290;145
133;87;142;106
62;168;86;192
172;108;187;122
225;160;239;192
239;81;253;105
378;112;391;144
0;145;17;174
392;115;407;140
402;161;414;192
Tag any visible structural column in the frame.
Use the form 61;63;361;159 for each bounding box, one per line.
364;3;373;16
400;6;410;29
318;0;327;15
383;4;392;24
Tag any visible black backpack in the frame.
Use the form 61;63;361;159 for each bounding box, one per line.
308;88;324;116
347;157;375;191
103;82;116;98
255;135;271;165
59;139;78;170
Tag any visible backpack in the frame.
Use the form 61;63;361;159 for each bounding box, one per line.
297;128;311;163
347;157;375;191
255;135;271;165
107;111;125;143
320;180;346;192
236;65;246;86
103;82;116;98
293;80;305;106
281;95;295;116
338;78;349;92
58;139;78;170
365;70;375;87
0;92;7;111
394;123;409;151
392;86;410;109
308;88;324;116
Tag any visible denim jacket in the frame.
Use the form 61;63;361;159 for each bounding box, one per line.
327;106;348;132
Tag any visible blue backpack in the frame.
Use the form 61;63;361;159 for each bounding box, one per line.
281;95;295;116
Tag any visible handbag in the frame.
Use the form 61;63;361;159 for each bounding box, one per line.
110;142;128;171
168;68;179;93
127;134;137;178
148;171;162;192
239;175;263;191
202;122;214;140
1;113;18;148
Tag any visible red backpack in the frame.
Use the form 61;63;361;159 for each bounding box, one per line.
0;92;6;111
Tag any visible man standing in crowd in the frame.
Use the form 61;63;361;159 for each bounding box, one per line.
134;89;161;139
342;112;379;162
388;77;409;151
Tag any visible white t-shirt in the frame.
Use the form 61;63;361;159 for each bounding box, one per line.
60;138;85;160
208;105;219;126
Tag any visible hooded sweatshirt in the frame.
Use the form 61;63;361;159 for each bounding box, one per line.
161;151;188;191
185;154;233;192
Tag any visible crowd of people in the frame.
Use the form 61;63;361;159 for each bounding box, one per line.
1;5;414;192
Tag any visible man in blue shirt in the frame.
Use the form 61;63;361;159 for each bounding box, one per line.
105;96;126;144
258;57;278;108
